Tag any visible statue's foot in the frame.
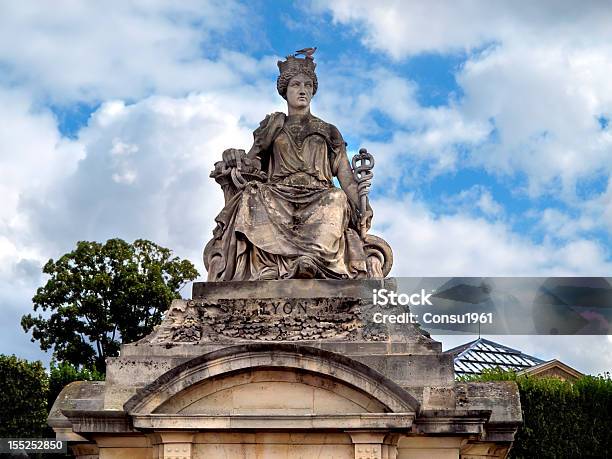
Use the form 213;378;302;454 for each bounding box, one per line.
287;256;318;279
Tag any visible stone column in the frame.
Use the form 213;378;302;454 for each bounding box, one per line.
71;443;99;459
396;437;463;459
149;432;196;459
94;435;152;459
348;431;388;459
460;443;510;458
382;434;400;459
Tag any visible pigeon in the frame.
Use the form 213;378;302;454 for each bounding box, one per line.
294;47;317;59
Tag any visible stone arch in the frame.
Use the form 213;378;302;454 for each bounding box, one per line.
124;343;419;415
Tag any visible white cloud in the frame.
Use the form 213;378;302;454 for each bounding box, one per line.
459;42;612;197
374;195;612;277
0;89;83;211
442;186;503;217
374;191;612;374
317;1;612;198
20;89;280;265
0;88;85;275
318;1;612;59
314;68;490;186
0;1;254;102
536;208;597;243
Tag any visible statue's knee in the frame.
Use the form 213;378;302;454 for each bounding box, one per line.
328;188;348;206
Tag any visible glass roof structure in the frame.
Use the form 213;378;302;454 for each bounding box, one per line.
445;338;545;377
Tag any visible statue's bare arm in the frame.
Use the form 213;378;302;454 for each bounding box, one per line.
223;112;279;168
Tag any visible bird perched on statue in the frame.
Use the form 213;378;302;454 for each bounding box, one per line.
294;47;317;59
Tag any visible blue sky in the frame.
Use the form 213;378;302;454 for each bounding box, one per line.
1;1;612;373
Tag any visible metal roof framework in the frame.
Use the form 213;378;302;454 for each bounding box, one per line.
446;338;545;377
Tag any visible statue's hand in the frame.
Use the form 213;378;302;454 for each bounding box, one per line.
244;156;262;171
364;206;373;232
222;148;246;168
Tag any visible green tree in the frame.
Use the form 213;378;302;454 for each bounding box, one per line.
0;355;49;437
21;239;199;371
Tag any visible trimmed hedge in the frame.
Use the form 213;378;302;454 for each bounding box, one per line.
0;355;49;437
461;368;612;459
0;355;103;439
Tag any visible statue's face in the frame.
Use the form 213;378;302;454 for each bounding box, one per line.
286;73;313;110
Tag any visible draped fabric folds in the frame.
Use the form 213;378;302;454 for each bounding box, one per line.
205;112;367;281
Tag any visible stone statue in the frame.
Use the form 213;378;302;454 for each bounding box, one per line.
204;52;392;281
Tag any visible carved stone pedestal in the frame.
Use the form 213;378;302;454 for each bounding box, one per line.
50;279;521;459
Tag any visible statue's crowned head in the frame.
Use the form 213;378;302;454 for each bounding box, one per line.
277;55;318;100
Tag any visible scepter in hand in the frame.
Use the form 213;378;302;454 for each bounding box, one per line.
351;148;375;239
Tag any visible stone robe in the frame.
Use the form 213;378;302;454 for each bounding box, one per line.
205;112;367;281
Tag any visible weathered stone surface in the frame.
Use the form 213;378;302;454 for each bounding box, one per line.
48;381;105;439
192;432;354;459
191;278;395;300
205;55;392;282
103;279;450;401
139;279;434;346
123;343;420;416
455;382;522;421
141;297;372;344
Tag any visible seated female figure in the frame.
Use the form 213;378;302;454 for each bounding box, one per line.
204;55;388;281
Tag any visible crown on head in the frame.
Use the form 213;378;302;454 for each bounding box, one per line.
276;55;318;99
277;55;316;75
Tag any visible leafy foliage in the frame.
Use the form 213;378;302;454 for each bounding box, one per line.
457;366;519;382
22;239;199;371
462;368;612;458
0;355;103;451
0;355;49;437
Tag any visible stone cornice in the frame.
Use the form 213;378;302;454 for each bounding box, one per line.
131;413;416;430
414;409;493;436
